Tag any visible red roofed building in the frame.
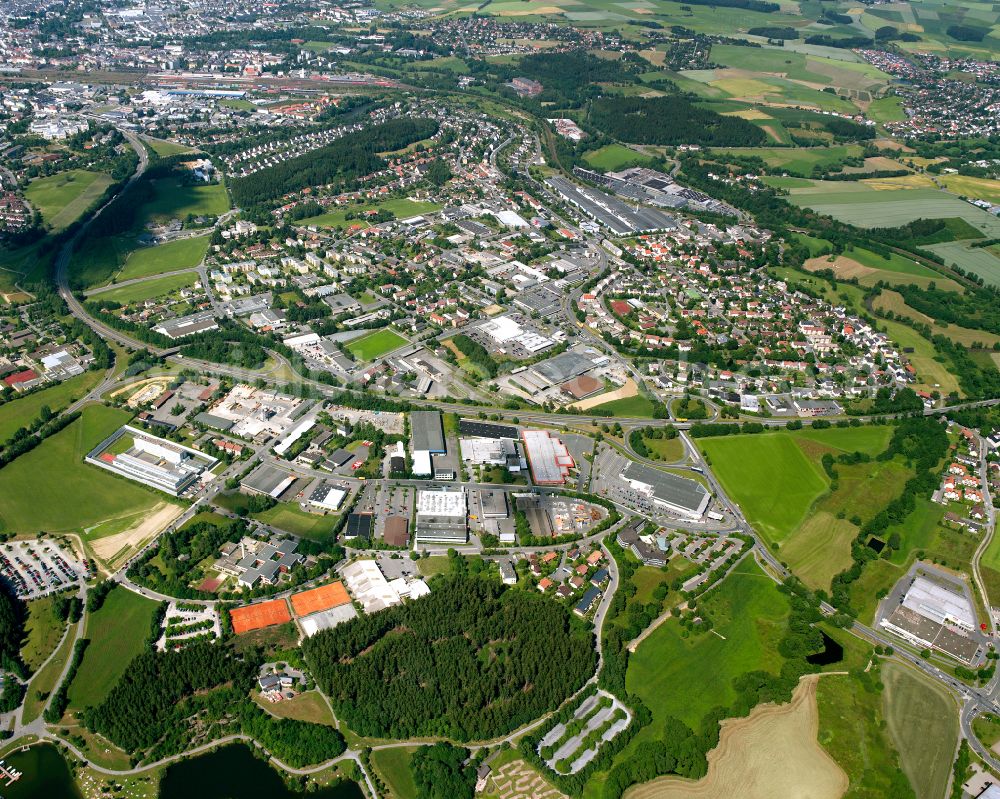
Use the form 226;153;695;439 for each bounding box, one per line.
3;369;38;387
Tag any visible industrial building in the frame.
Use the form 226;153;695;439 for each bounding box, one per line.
415;488;468;544
307;483;347;513
241;463;296;499
880;573;981;663
622;461;711;519
459;437;524;472
522;430;575;485
86;426;217;496
410;410;445;477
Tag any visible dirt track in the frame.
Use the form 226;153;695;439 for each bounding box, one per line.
91;502;183;566
624;675;847;799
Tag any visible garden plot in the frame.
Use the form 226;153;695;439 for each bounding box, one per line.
537;689;631;774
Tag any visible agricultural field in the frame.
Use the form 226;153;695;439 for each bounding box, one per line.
625;676;846;799
300;199;441;229
0;370;103;442
714;145;864;175
925;240;1000;288
346;328;408;361
66;585;158;712
816;670;916;798
114;234;209;283
582;144;653;171
787;184;1000;233
881;662;958;799
939;174;1000;205
625;559;792;728
803;249;964;293
702;426;907;590
25;170;113;232
0;405;167;536
94;271;197;304
874;290;1000;348
699;432;829;543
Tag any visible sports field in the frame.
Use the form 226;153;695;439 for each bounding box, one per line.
0;405;166;535
231;598;292;635
0;370;102;442
96;271;197;304
290;581;351;616
25;170;113;232
346;329;408;361
700;432;829;543
626;559;791;728
115;235;209;282
67;586;158;711
882;662;958;799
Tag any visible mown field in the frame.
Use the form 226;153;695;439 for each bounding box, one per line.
0;370;103;442
67;585;158;711
140;177;229;224
300;199;441;229
21;595;67;672
0;405;166;535
625;559;791;728
115;234;209;283
25;170;113;232
583;144;653;171
881;662;958;799
94;271;197;305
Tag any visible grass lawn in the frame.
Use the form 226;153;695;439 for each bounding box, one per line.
213;494;336;540
583;144;653;171
370;746;419;799
301;199;442;229
0;405;167;535
346;329;408;361
701;432;829;543
642;436;685;461
67;585;158;711
0;370;102;442
140;177;228;224
793;424;892;456
115;235;209;282
146;139;196;157
96;271;197;304
21;596;67;673
973;713;1000;749
777;511;857;592
882;662;958;799
816;671;915;797
23;619;78;724
253;690;336;726
25;170;113;232
417;556;452;578
626;559;791;728
589;394;657;418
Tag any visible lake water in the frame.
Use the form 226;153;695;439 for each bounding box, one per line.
3;742;363;799
158;743;365;799
2;743;81;799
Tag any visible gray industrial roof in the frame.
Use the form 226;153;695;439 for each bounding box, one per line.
623;461;710;514
410;410;445;453
241;464;293;498
531;351;595;385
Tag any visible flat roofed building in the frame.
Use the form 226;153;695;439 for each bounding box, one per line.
241;463;295;499
622;461;711;519
530;351;595;386
902;575;976;631
416;488;467;544
308;483;346;512
383;516;410;547
300;604;358;637
344;513;374;541
480;489;509;519
410;411;445;454
522;430;574;486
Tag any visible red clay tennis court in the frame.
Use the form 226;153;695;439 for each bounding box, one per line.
231;598;292;634
290;581;351;617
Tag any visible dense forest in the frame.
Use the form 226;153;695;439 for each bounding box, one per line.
410;743;476;799
229;118;437;208
302;576;595;740
589;97;767;147
84;643;254;752
0;584;25;676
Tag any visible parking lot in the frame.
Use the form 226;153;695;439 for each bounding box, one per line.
0;540;87;599
374;484;415;542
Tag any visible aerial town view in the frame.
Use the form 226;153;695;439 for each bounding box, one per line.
0;0;999;796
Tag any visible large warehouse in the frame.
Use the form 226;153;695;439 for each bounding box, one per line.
622;461;711;520
522;430;575;486
411;410;445;477
415;488;468;544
